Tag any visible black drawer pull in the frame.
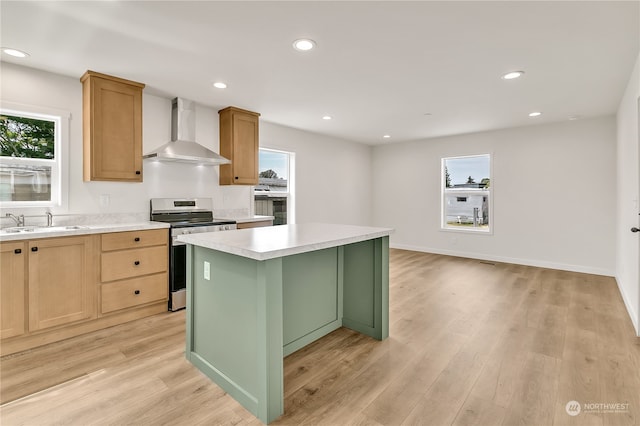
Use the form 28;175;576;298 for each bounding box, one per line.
134;260;140;266
134;237;140;242
135;171;141;175
134;290;140;295
14;248;22;254
31;247;38;252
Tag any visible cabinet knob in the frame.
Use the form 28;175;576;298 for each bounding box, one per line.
14;248;22;254
235;176;239;180
134;260;140;266
31;247;38;252
134;237;140;242
135;171;141;175
134;290;140;295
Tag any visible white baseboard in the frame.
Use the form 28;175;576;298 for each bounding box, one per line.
614;275;640;337
389;243;615;277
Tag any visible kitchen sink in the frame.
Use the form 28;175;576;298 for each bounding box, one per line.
1;225;91;234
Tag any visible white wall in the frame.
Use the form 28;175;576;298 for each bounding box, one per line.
0;63;372;227
372;117;617;276
616;52;640;336
259;122;373;226
0;63;250;216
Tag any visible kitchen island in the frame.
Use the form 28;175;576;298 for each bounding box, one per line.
178;223;392;424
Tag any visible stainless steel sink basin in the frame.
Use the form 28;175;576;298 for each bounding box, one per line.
3;226;39;233
1;225;91;234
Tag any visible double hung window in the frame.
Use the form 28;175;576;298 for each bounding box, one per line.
442;154;491;233
254;148;294;225
0;107;66;207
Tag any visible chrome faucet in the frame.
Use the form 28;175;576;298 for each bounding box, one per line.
46;211;53;227
6;213;25;227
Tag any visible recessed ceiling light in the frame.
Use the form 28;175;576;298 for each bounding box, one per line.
293;39;316;51
568;115;583;121
322;115;332;120
213;82;227;89
529;111;542;117
502;71;524;80
2;48;29;58
383;134;391;139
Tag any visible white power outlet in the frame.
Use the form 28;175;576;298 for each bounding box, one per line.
203;261;210;280
99;194;110;207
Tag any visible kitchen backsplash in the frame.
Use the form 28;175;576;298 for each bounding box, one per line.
0;212;150;229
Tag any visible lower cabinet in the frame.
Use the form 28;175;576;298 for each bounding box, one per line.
236;219;273;229
28;236;95;331
0;228;169;356
1;242;26;339
99;229;168;315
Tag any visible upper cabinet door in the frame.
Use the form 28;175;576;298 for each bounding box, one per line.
219;106;260;185
81;70;145;182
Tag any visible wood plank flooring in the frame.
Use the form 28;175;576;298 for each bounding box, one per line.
2;249;639;425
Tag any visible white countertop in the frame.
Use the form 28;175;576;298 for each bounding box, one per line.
0;221;169;242
177;223;393;261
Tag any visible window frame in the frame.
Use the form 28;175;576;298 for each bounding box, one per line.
441;153;493;235
0;102;70;209
254;147;295;224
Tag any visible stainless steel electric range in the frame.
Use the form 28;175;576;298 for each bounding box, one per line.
150;198;236;311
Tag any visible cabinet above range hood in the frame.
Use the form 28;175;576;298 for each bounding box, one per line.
143;97;230;165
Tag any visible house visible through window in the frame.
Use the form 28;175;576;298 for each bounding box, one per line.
442;154;491;232
0;109;63;207
255;148;294;225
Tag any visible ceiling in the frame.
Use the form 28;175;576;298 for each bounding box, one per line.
1;1;638;145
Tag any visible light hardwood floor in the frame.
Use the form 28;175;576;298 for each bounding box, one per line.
2;250;639;425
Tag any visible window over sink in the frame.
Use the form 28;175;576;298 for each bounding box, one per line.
254;148;294;225
0;104;69;208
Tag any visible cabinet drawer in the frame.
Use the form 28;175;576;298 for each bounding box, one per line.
101;229;168;251
101;246;168;282
101;274;167;313
237;220;273;229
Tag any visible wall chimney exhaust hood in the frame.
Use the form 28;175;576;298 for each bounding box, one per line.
143;98;230;165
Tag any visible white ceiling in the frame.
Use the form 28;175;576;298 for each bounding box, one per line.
1;1;638;145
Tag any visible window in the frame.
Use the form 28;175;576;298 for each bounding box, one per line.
0;105;67;207
442;154;491;232
254;148;294;225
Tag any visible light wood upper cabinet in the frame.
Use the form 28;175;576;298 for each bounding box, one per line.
28;236;95;332
1;242;26;339
219;106;260;185
81;70;145;182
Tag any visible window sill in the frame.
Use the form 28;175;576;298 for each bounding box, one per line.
440;226;493;236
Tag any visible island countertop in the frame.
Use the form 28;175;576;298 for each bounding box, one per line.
177;222;393;261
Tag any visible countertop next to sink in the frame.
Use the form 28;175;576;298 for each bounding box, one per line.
0;221;169;242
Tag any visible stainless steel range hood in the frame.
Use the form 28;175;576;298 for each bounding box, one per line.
143;98;230;165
